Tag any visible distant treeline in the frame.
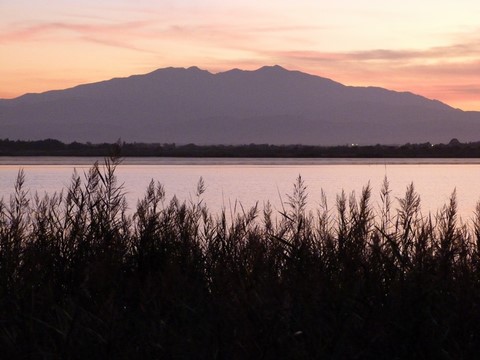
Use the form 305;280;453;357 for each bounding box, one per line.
1;137;480;157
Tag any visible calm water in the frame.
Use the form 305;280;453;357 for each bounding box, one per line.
1;157;480;222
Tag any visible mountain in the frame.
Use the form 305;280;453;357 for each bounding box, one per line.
1;65;479;145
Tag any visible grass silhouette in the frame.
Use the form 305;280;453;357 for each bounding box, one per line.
1;157;480;358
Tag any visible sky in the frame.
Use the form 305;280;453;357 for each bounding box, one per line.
1;0;479;111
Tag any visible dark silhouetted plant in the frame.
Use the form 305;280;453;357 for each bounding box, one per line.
2;161;480;358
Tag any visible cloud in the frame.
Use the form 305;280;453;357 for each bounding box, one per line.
268;40;480;64
445;86;480;95
79;36;153;53
351;43;480;61
0;20;153;52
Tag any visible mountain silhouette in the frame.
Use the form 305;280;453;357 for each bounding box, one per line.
1;65;479;144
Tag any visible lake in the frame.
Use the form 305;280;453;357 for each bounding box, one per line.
1;157;480;222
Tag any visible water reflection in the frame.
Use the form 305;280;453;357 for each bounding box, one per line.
1;157;480;222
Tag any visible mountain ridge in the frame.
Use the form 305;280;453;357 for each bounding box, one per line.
0;66;478;145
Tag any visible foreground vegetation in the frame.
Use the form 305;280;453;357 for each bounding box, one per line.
2;158;480;358
1;137;480;157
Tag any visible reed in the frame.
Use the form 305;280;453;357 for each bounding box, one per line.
1;158;480;358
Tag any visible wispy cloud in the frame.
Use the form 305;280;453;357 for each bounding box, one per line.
0;20;153;52
268;40;480;64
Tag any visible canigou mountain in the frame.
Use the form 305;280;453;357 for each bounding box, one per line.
1;65;479;144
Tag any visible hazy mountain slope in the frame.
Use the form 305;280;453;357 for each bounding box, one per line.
1;65;478;144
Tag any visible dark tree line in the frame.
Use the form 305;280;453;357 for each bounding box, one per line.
1;137;479;157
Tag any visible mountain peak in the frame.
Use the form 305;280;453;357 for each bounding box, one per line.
218;65;288;77
187;66;210;73
256;65;287;72
148;66;211;76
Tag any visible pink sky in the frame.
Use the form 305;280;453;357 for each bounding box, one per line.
1;0;479;110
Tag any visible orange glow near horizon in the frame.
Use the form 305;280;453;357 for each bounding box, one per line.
1;0;479;111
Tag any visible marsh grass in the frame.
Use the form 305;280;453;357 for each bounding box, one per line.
1;158;480;358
